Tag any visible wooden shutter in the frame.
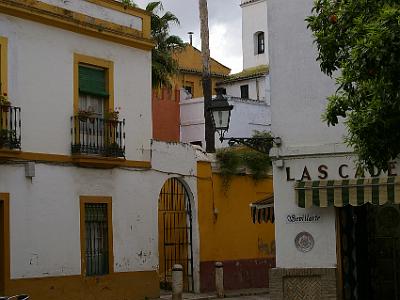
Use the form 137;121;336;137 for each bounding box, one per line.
79;65;108;97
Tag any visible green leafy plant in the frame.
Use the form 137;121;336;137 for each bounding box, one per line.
121;0;137;8
306;0;400;173
104;108;120;121
77;107;96;122
0;128;16;148
0;93;11;108
146;1;185;88
216;132;272;190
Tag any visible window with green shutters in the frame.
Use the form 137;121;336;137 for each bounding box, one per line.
79;65;108;97
78;64;108;116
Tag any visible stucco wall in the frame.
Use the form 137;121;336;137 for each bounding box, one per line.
242;0;268;69
268;0;347;155
197;161;275;291
152;89;180;142
0;141;197;279
0;14;152;161
267;0;349;271
222;76;267;102
39;0;143;30
180;97;270;149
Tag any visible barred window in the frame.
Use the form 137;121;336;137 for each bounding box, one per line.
85;203;109;276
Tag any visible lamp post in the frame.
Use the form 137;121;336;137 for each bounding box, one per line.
209;88;281;154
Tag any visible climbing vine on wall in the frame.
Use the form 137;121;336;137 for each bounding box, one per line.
216;131;272;190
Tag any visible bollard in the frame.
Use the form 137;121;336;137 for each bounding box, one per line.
215;262;224;298
172;264;183;300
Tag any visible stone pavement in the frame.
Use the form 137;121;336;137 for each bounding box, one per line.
159;288;270;300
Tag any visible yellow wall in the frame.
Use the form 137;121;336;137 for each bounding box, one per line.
5;271;159;300
172;45;231;99
197;161;275;262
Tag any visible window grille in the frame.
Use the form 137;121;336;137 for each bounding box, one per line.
85;203;109;276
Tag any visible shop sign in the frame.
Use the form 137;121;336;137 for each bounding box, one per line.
286;213;321;224
286;161;398;182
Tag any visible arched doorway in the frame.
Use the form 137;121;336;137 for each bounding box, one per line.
158;178;194;292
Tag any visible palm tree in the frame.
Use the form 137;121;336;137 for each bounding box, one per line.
146;1;185;88
199;0;214;152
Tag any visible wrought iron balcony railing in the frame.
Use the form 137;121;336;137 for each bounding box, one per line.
0;105;21;150
71;115;125;158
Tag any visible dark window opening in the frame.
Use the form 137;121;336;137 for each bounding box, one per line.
257;32;265;54
240;85;249;99
184;86;192;95
190;141;202;147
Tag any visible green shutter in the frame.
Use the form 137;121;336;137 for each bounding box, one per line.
79;65;108;97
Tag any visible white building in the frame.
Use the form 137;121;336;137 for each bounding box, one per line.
180;94;270;148
181;0;271;148
241;0;269;69
0;1;200;299
268;0;400;299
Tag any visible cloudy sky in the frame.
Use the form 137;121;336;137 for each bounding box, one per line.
134;0;243;73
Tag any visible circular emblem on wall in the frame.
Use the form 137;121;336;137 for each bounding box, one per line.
295;231;315;253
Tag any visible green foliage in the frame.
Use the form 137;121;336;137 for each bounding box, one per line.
216;132;272;189
121;0;137;8
146;2;185;88
306;0;400;172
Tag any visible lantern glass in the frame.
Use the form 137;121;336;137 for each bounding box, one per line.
212;109;231;130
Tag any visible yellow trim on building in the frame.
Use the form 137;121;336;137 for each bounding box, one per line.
73;53;114;114
0;150;152;169
0;0;154;50
80;196;114;276
0;193;10;294
0;37;8;95
85;0;152;39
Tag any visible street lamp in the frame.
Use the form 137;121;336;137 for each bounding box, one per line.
209;88;281;154
208;88;233;142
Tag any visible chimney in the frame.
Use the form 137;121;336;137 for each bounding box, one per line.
188;32;194;46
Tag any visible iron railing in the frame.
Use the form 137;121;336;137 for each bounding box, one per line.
71;116;125;158
0;105;21;150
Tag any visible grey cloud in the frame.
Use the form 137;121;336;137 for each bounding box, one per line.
134;0;243;72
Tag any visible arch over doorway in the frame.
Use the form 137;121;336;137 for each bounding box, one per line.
158;177;194;292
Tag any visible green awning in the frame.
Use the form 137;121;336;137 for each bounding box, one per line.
295;177;400;208
250;194;274;224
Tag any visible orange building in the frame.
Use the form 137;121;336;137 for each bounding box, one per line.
152;45;231;142
197;161;275;292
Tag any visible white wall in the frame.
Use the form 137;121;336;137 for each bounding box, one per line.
268;0;347;155
216;97;270;148
0;14;152;162
242;0;268;69
0;141;199;282
221;75;267;102
180;96;270;149
40;0;142;30
267;0;350;269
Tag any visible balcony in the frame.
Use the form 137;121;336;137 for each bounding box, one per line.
71;116;125;158
0;105;21;150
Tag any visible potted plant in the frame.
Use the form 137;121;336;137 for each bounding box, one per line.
0;93;11;112
0;128;9;148
77;107;96;122
105;108;120;124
